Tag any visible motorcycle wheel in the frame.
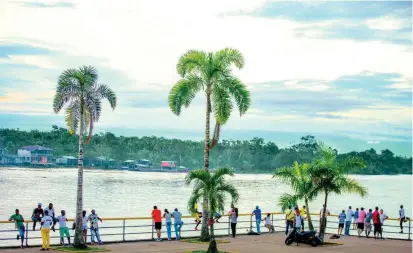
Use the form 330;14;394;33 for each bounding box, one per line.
311;238;321;247
285;238;294;245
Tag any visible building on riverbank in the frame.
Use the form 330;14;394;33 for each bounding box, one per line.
17;145;53;165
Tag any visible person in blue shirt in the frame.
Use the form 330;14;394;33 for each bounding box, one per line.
338;210;346;235
172;208;183;240
353;208;359;230
252;206;262;234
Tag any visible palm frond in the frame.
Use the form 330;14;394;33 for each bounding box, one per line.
95;84;117;110
168;76;203;116
278;193;299;212
185;169;210;186
211;167;234;182
65;101;80;134
211;86;232;124
78;65;98;88
177;50;207;77
220;77;250;116
215;183;239;203
214;48;245;69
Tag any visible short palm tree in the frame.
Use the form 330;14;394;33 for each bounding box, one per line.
169;48;250;240
53;66;116;247
185;168;239;253
309;144;367;243
273;161;316;230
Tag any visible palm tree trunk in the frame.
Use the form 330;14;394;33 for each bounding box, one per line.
318;192;328;244
207;212;218;253
304;198;314;230
73;102;86;248
200;90;211;241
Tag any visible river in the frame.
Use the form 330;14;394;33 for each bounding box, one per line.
0;167;411;245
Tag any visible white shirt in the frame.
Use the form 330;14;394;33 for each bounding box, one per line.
82;215;88;226
88;214;100;228
380;213;388;224
400;208;405;218
264;216;271;225
44;207;55;217
57;215;67;228
320;208;330;216
295;215;302;228
345;209;354;222
41;216;53;228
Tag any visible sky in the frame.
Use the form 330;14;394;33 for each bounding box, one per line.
0;0;412;156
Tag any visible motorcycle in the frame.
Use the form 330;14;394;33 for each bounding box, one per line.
285;229;321;247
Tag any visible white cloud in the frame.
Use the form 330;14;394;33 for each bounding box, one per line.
365;16;409;31
367;140;381;144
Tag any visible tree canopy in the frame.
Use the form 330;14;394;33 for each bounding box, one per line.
0;128;411;175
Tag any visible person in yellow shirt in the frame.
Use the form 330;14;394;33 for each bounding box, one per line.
299;206;307;230
193;203;202;231
285;206;295;235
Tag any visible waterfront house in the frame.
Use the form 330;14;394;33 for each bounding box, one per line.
17;145;53;165
56;155;77;166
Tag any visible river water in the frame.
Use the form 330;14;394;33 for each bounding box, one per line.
0;168;411;245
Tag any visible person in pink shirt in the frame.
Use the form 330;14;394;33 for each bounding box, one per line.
357;207;367;237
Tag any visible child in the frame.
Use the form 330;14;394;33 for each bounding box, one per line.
263;213;275;233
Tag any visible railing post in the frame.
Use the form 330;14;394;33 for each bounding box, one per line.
228;216;230;236
151;220;154;240
122;220;125;242
250;215;252;232
25;222;28;247
271;214;274;227
408;220;411;240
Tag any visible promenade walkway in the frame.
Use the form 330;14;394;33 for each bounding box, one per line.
1;233;412;253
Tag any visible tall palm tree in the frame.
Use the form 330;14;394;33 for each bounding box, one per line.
53;66;116;247
185;168;239;253
169;48;250;240
273;161;316;230
309;144;367;244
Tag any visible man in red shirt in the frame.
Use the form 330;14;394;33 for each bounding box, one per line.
372;206;381;240
152;206;162;241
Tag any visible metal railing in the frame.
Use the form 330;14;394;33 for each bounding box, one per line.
0;212;410;248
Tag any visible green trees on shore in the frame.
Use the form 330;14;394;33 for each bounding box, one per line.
1;129;411;175
169;48;250;241
52;66;117;248
185;168;239;253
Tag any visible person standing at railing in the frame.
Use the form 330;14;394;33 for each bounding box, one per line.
337;210;346;235
57;210;70;245
89;209;103;245
353;208;359;230
294;207;302;233
263;213;275;233
372;207;381;240
152;206;162;241
40;210;53;251
32;203;44;231
299;206;306;230
251;206;262;234
365;209;373;238
357;207;366;237
319;205;330;230
228;207;238;238
285;206;294;235
172;208;183;240
44;203;57;232
163;209;172;241
399;205;405;233
344;206;353;236
9;209;25;249
379;209;388;239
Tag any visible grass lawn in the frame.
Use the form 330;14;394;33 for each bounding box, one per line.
52;246;109;252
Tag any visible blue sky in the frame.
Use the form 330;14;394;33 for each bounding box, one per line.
0;0;411;156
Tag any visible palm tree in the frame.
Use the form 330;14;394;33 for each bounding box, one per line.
273;161;316;230
185;168;239;253
309;144;367;244
169;48;250;240
53;66;116;247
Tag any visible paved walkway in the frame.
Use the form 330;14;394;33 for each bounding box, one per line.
1;233;412;253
